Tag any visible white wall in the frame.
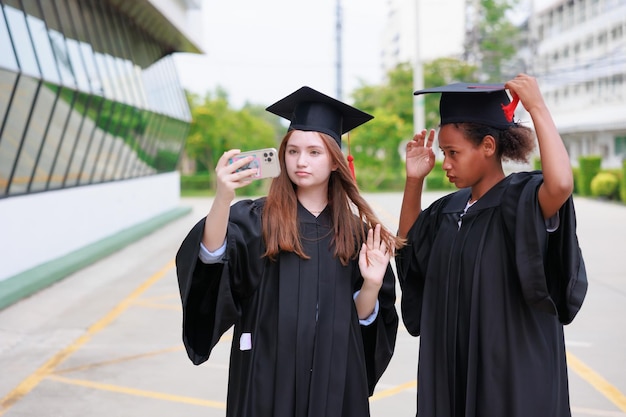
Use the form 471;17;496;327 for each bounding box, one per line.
0;172;181;281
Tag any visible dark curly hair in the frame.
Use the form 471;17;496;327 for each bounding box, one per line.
451;122;536;163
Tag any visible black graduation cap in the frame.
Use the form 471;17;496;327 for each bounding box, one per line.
266;86;373;146
414;83;519;129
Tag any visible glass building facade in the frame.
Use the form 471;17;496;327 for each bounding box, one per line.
0;0;192;198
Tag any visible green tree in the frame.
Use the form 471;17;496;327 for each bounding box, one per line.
350;64;415;189
468;0;522;81
348;59;480;189
422;58;479;127
185;90;277;188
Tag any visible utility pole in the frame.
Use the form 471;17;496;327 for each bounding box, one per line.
335;0;343;100
463;0;481;69
413;0;424;132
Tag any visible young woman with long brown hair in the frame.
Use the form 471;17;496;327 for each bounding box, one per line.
176;86;403;417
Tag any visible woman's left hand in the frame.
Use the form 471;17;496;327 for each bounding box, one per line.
358;224;390;289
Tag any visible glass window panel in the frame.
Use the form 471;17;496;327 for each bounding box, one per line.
46;88;82;190
28;85;72;192
0;5;19;71
97;101;127;181
70;0;103;95
79;43;102;94
155;118;187;172
66;39;90;92
0;75;39;196
110;105;138;179
128;110;156;178
8;80;56;196
25;14;61;83
63;92;100;187
136;112;162;175
48;30;76;87
86;97;119;183
4;5;40;77
77;95;106;185
116;109;145;179
94;53;110;94
0;68;18;126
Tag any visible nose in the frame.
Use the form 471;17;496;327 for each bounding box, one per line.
296;152;308;166
442;156;451;171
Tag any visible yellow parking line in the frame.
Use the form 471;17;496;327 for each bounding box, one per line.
370;352;626;414
47;375;226;409
56;345;185;374
0;260;174;415
370;380;417;401
567;351;626;412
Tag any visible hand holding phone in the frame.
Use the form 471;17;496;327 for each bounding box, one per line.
228;148;281;179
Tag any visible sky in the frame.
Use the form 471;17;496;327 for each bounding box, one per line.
173;0;560;109
173;0;390;108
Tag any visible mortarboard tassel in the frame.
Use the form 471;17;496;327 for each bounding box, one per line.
346;132;356;180
348;154;355;179
501;95;520;122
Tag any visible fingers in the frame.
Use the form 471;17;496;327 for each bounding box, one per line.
215;150;260;195
425;129;436;149
408;129;436;150
366;224;388;255
217;149;241;170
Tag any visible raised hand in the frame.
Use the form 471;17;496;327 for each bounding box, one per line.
358;224;391;289
405;129;436;180
504;74;546;115
214;149;259;203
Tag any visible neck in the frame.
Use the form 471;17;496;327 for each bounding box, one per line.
297;186;328;214
470;169;505;203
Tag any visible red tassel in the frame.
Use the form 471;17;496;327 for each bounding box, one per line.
346;132;356;180
348;154;355;179
501;96;520;122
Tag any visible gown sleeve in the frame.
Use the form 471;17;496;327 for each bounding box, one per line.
513;173;588;324
175;199;266;365
360;262;399;395
394;197;449;336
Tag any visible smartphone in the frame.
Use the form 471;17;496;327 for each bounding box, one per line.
228;148;281;179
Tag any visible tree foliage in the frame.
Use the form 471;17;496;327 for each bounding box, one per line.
422;58;479;127
184;90;277;188
472;0;522;82
182;0;521;192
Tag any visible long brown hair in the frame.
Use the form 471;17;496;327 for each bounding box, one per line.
262;130;405;265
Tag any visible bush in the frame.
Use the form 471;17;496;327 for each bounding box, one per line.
180;173;270;196
577;155;602;196
590;172;619;199
180;174;213;191
532;157;542;171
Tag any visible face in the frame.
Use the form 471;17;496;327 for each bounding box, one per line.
438;124;488;189
284;130;338;190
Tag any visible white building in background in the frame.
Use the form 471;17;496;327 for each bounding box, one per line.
528;0;626;167
380;0;626;167
0;0;203;309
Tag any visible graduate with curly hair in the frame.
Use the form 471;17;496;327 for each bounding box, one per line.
396;74;588;417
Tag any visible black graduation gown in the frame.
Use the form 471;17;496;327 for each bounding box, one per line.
395;172;587;417
176;198;398;417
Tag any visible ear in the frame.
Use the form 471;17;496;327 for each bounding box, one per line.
481;135;497;157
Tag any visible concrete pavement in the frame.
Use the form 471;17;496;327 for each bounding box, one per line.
0;192;625;417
